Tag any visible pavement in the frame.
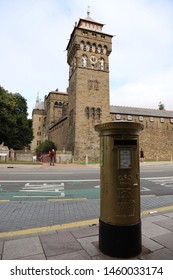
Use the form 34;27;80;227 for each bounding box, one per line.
0;162;173;260
0;206;173;260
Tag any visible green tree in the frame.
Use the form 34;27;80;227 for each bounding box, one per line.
35;140;57;156
0;86;33;149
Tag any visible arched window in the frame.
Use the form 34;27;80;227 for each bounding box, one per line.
91;107;95;120
85;107;89;119
96;108;101;120
97;44;102;53
99;58;105;70
82;54;88;67
103;45;107;54
86;42;90;52
80;41;85;50
92;43;96;53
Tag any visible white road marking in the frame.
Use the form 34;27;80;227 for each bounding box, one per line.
0;179;100;183
21;182;65;197
141;176;173;189
141;186;150;192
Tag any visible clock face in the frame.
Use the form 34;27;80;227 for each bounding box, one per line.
90;56;97;64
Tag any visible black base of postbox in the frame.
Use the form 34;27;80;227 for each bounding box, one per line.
99;219;142;258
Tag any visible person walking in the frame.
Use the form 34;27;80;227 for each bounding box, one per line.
140;148;144;163
49;149;55;166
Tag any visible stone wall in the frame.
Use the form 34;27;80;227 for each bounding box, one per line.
49;117;70;151
110;113;173;161
15;150;33;161
31;109;46;151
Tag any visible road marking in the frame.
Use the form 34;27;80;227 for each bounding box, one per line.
141;194;155;197
141;186;150;192
141;205;173;216
48;198;87;201
94;185;151;192
141;176;173;180
13;195;65;198
0;218;99;238
2;172;74;175
15;182;66;198
24;182;64;189
0;179;100;183
141;176;173;189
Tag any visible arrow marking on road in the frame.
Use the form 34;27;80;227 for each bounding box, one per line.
20;182;65;197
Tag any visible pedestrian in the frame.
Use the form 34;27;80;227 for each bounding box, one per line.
49;149;55;166
140;148;144;162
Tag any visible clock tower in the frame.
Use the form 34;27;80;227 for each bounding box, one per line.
66;11;113;160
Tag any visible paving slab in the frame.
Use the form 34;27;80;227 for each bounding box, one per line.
2;237;43;260
0;242;3;255
142;220;171;238
16;254;46;260
154;218;173;231
164;212;173;218
142;235;163;251
77;235;99;257
40;231;82;257
152;232;173;251
144;214;169;222
70;226;98;239
143;247;173;260
47;250;91;260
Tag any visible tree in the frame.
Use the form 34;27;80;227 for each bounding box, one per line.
158;102;165;110
35;140;57;156
0;86;33;149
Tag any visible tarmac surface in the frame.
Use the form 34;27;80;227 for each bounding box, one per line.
0;162;173;260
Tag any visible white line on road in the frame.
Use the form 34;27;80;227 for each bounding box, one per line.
0;179;100;183
24;183;64;189
13;195;65;198
141;176;173;180
140;186;150;191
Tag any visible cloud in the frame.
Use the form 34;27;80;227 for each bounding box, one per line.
0;0;173;116
110;67;173;110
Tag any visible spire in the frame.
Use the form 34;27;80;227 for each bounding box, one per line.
85;5;95;22
35;91;40;109
87;5;90;17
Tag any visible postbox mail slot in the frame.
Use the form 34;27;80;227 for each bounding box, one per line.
114;140;137;146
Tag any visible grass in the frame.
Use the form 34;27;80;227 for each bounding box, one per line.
0;160;41;165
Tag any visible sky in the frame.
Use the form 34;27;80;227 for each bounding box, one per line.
0;0;173;117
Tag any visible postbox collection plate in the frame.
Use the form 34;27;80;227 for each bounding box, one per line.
119;148;132;169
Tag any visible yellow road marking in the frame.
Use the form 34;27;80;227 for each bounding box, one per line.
141;205;173;216
0;218;98;238
48;198;87;201
0;200;10;202
141;194;155;197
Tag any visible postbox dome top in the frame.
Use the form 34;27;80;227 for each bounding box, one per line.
95;121;144;135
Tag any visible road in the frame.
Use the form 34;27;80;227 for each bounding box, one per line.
0;163;173;233
0;163;173;200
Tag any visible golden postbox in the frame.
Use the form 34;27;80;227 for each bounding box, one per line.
95;121;144;258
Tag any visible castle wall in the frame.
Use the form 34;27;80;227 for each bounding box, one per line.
31;109;46;151
49;117;69;151
110;113;173;161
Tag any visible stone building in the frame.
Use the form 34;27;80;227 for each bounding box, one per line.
31;12;173;161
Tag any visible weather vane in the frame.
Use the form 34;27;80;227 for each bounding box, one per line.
87;5;90;17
